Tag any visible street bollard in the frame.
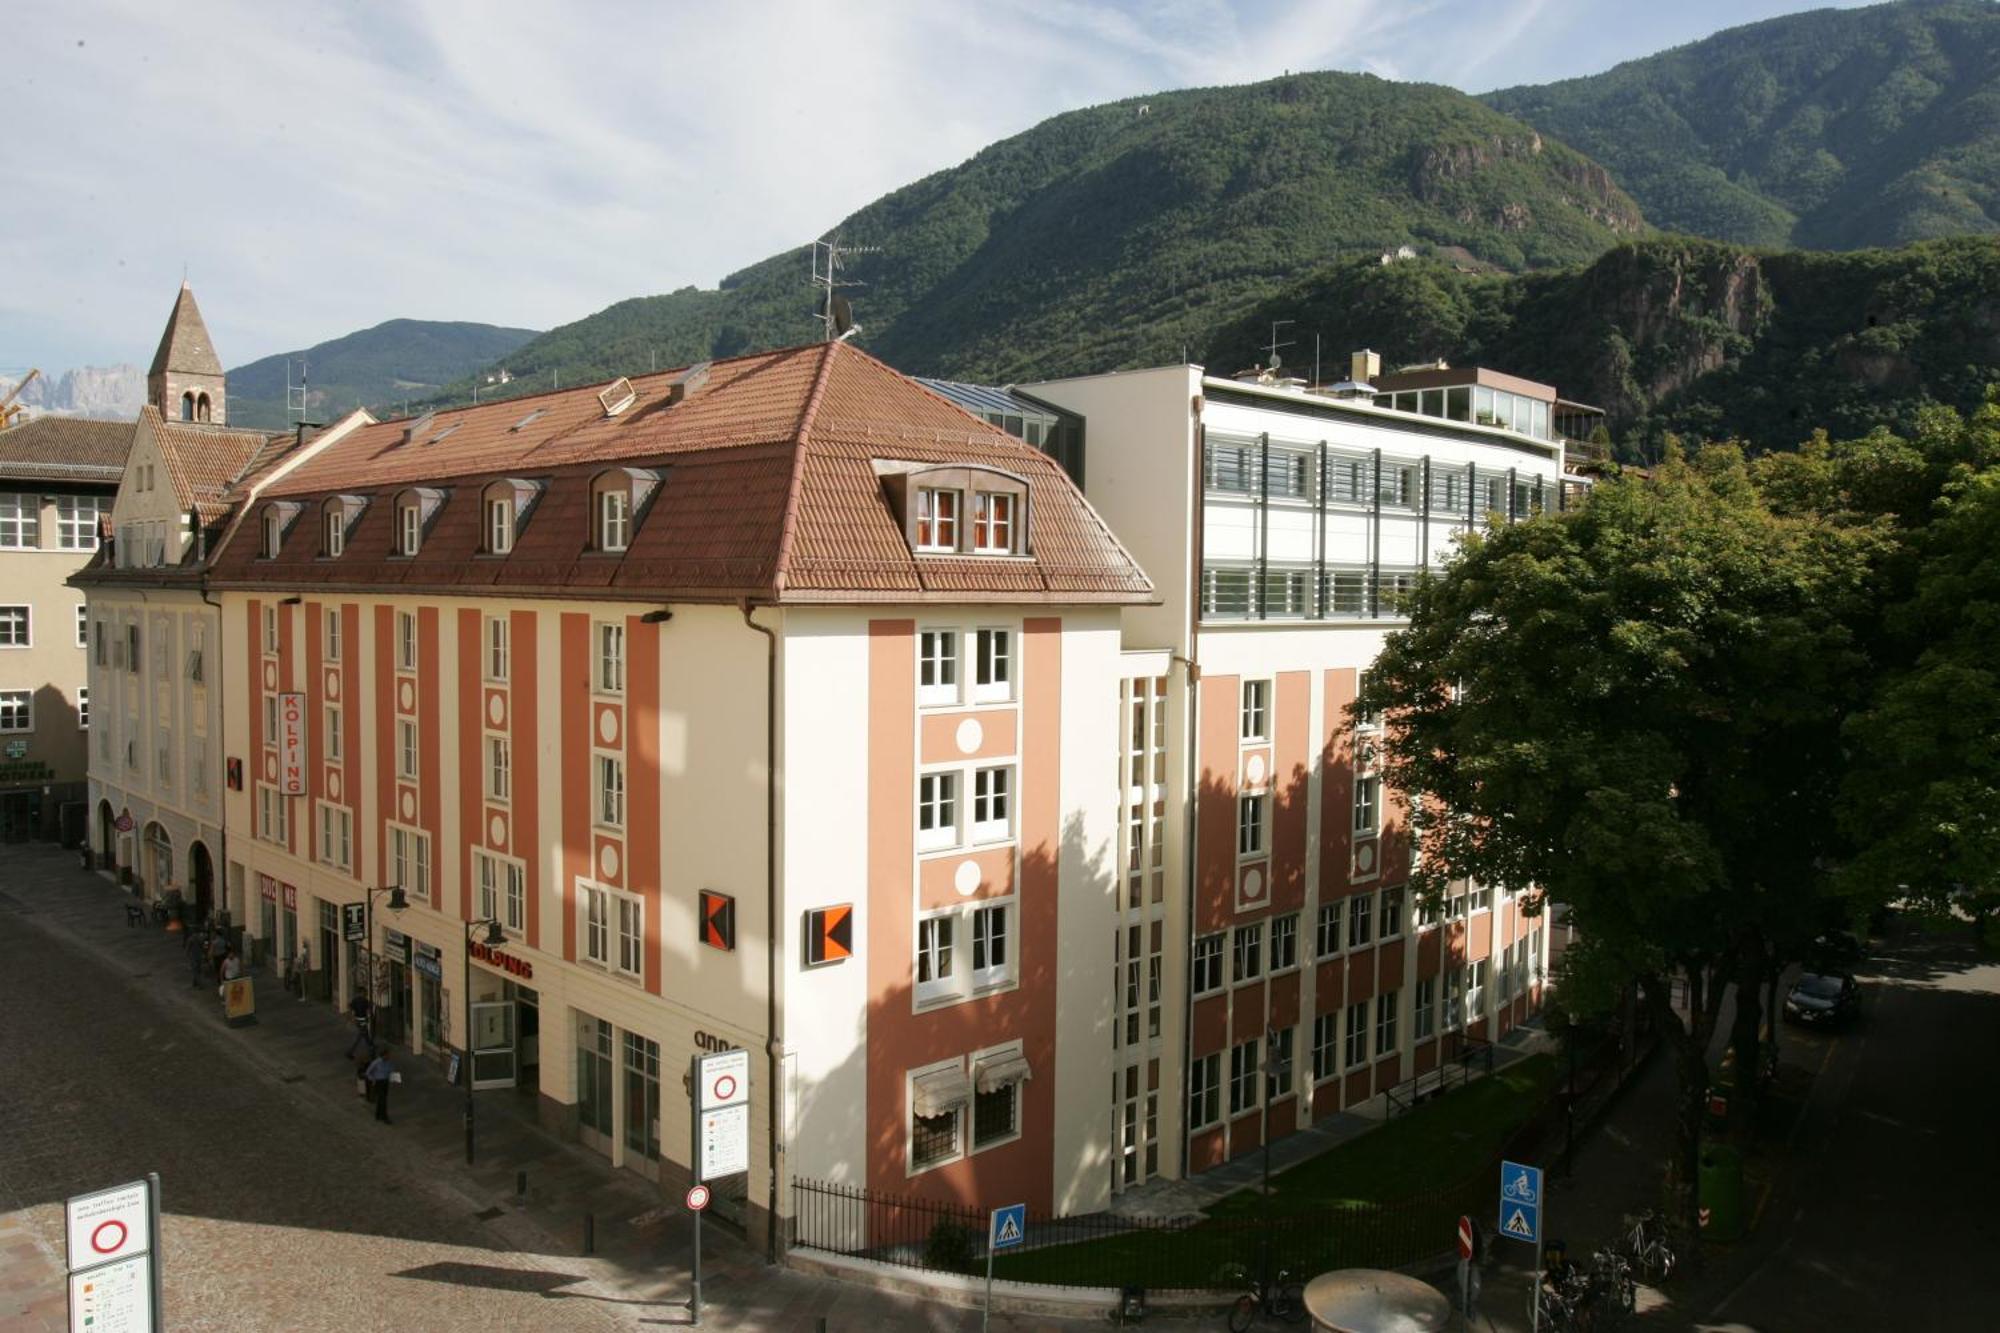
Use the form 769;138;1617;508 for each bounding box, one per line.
584;1212;595;1254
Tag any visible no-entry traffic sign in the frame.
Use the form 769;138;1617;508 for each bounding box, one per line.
1457;1214;1474;1261
686;1184;711;1212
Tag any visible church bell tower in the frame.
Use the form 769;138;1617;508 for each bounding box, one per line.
147;281;226;425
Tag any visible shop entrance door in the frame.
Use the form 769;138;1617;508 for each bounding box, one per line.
470;1001;516;1089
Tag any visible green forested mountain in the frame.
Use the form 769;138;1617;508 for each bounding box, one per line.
1485;0;2000;249
426;71;1643;405
1209;235;2000;457
228;319;539;428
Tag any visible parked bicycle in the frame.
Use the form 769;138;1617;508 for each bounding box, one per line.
1617;1209;1676;1282
1585;1244;1637;1325
1225;1266;1306;1331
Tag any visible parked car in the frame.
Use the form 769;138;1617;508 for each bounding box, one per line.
1784;972;1859;1026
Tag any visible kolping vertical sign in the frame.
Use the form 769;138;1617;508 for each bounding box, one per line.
278;691;306;796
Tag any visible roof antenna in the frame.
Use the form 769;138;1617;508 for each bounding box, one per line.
285;356;308;425
1264;320;1295;374
811;235;880;342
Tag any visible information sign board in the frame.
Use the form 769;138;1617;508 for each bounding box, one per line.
278;692;306;795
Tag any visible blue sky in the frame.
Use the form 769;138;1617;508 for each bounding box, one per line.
5;0;1873;373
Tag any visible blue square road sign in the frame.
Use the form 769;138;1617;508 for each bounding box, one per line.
1498;1160;1542;1244
990;1203;1027;1251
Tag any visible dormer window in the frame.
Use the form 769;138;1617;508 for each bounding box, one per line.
882;464;1031;558
588;468;661;554
972;492;1016;554
479;478;543;555
324;504;344;557
258;502;302;559
916;489;959;552
487;495;514;553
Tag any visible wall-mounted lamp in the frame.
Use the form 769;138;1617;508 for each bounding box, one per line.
279;595;303;606
639;608;673;624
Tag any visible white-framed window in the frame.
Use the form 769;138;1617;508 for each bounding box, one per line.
485;495;515;554
1354;672;1383;733
1237;792;1266;857
260;507;282;558
1269;1026;1295;1099
1348;892;1374;948
580;881;611;965
397;500;422;556
616;890;644;976
324;705;343;762
1270;913;1298;972
917;629;958;707
1315;902;1341;957
190;737;207;794
1193;931;1224;994
915;913;956;1004
595;753;625;828
1312;1013;1339;1081
317;802;353;872
915;487;959;552
0;494;37;548
596;485;632;552
1240;679;1269;741
1232;922;1262;983
1228;1039;1260;1116
74;604;87;648
256;784;289;845
76;686;88;729
595;621;624;694
1444;965;1465;1032
1381;887;1405;939
485;616;510;682
56;495;104;550
1189;1052;1221;1130
0;606;28;647
917;770;959;851
1467;959;1488;1023
972;628;1012;702
476;850;527;935
396;719;418;780
1344;1000;1368;1066
909;1058;967;1170
1415;976;1436;1040
396;611;417;671
323;503;345;557
324;608;341;662
971;765;1012;842
1353;772;1380;837
1375;988;1400;1056
486;734;511;801
970;1043;1025;1150
261;696;279;741
262;605;279;654
971;901;1012;990
124;622;139;672
390;824;432;899
970;491;1015;553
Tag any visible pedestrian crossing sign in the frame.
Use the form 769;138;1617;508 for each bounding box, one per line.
990;1203;1026;1250
1501;1203;1539;1242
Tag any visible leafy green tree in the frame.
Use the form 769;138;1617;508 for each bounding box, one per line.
1355;450;1880;1241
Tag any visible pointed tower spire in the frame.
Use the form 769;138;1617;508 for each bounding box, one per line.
148;281;226;424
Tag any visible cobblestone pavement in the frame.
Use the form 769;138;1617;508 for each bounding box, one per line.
0;850;1167;1332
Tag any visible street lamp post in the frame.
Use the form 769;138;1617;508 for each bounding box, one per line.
463;916;505;1166
362;885;408;1034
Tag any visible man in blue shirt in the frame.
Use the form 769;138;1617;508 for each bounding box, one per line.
365;1048;395;1124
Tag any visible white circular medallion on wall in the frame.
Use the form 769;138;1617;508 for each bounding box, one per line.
325;671;340;702
597;707;619;746
488;812;506;846
487;692;505;727
398;679;415;711
1242;867;1265;903
262;752;277;783
399;789;415;821
955;718;983;755
1354;841;1377;875
954;859;982;896
1246;753;1267;786
262;662;277;691
328;770;342;802
599;842;621;881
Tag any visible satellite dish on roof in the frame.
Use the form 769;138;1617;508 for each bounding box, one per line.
1267;351;1283;371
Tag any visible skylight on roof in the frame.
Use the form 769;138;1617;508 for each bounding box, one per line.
510;409;547;433
427;424;461;446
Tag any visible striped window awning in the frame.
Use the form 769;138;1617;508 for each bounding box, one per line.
911;1065;970;1118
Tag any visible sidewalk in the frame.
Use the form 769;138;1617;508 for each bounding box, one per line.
0;845;1122;1331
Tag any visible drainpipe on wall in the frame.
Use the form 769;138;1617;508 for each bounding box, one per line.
739;600;783;1263
199;571;229;933
1178;398;1206;1181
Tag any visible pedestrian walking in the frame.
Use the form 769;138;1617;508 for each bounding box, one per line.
366;1047;396;1123
345;992;374;1060
186;927;207;989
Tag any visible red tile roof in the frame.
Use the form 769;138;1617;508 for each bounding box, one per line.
210;342;1152;605
144;405;291;521
0;415;131;484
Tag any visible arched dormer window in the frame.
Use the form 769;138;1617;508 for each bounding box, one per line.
320;495;368;558
589;468;661;553
259;501;304;559
481;478;545;555
180;391;195;422
196;393;212;423
391;487;448;557
878;463;1031;557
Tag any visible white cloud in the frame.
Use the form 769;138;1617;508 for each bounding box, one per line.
1;0;1867;373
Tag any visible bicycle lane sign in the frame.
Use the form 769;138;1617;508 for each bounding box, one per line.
1499;1160;1541;1243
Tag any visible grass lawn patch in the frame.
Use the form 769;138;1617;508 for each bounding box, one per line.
992;1054;1557;1289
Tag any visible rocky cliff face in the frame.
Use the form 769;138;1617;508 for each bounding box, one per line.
0;364;144;420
